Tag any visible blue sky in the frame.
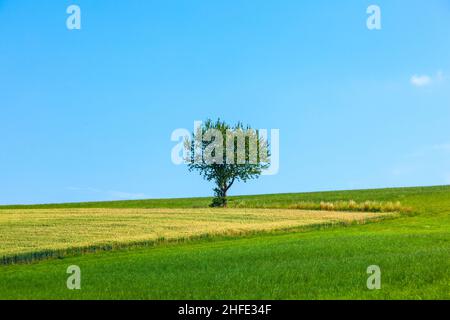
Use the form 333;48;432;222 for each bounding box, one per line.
1;0;449;204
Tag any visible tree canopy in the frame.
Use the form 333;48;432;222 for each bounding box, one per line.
185;119;270;207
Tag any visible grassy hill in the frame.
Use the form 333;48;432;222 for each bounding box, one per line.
1;185;447;210
0;185;448;299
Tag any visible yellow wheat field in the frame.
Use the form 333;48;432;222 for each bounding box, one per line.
0;208;394;263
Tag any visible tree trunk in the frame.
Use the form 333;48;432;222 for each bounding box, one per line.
222;188;228;207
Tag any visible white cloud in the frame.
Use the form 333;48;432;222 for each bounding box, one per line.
410;71;446;87
107;190;148;199
66;187;148;200
432;143;450;152
410;74;432;87
391;164;416;176
445;174;450;184
389;144;450;186
405;143;450;158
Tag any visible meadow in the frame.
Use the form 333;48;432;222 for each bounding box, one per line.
0;208;392;264
0;185;448;299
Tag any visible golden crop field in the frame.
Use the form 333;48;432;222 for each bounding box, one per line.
0;208;393;264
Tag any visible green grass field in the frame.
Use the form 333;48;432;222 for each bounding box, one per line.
1;207;393;264
0;185;449;299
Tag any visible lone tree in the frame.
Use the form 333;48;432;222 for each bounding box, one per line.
185;119;270;207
